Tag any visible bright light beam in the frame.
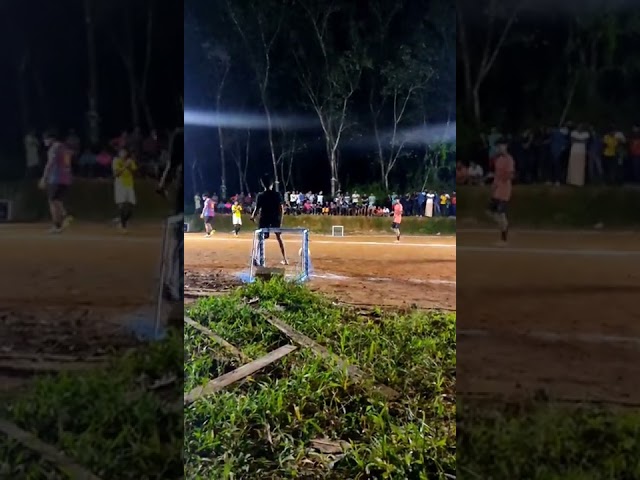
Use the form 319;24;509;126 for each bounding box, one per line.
184;109;320;130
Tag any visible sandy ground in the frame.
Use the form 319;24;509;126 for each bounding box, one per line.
457;229;640;405
184;231;456;311
0;222;168;391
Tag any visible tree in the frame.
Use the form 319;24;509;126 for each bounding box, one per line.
83;0;100;144
371;46;435;191
457;0;527;124
226;0;285;192
292;0;369;196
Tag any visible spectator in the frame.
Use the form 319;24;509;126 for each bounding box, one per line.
587;126;604;183
602;126;625;184
367;193;376;215
629;125;640;183
78;147;97;177
96;148;113;177
468;161;484;185
567;123;590;187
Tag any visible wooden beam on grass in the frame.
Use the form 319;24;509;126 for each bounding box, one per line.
0;418;102;480
184;316;250;363
261;314;400;400
184;344;297;405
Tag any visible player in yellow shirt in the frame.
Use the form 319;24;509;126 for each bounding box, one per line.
231;200;243;236
112;148;137;233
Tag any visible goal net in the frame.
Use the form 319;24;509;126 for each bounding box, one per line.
239;227;312;283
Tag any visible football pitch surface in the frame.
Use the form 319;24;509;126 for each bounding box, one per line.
0;222;164;390
458;229;640;405
184;231;457;311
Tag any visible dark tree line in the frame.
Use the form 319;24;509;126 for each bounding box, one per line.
457;0;640;154
185;0;456;199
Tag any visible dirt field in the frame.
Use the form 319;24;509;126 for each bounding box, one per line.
0;222;166;391
457;229;640;405
184;231;456;310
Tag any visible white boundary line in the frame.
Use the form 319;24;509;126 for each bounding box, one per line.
458;228;640;235
458;328;640;348
458;246;640;257
0;232;158;244
189;235;455;248
240;270;456;286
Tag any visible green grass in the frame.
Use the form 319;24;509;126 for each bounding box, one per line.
0;330;183;479
456;185;640;228
1;179;176;222
185;279;456;479
185;213;456;235
458;399;640;479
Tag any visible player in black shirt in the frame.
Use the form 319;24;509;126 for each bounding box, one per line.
251;175;289;265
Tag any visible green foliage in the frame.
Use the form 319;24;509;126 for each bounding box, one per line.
1;331;183;479
185;280;456;478
459;400;640;479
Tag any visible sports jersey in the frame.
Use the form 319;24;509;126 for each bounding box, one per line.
393;203;403;224
232;204;243;219
202;198;215;217
492;153;515;201
47;142;72;185
112;156;137;188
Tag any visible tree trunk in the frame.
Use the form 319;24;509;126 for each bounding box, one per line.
262;99;280;192
84;0;100;144
17;52;30;134
218;126;227;199
127;64;140;129
140;0;155;131
472;84;481;125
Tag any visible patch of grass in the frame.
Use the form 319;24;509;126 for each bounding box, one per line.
1;329;183;479
457;185;640;228
185;279;456;479
185;213;456;235
458;399;640;479
0;435;66;479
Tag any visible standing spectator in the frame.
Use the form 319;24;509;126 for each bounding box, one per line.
602;126;624;184
194;192;202;213
549;124;570;185
519;128;534;183
426;191;435;217
78;147;97;177
587;126;604;183
629;125;640;183
417;191;426;216
567;124;589;187
439;191;448;216
24;130;40;178
451;192;456;217
367;193;376;215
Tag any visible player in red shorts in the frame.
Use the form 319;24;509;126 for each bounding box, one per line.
392;198;403;242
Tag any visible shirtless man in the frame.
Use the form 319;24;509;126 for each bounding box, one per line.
488;138;515;245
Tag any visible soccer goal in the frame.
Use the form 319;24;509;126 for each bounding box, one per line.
246;227;311;283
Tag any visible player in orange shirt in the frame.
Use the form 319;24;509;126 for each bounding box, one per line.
392;198;403;242
488;138;515;245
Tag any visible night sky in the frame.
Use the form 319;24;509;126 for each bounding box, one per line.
457;0;640;144
185;0;455;197
0;0;183;170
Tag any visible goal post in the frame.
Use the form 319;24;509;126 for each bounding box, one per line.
247;227;311;283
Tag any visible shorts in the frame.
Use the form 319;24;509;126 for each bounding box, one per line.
47;184;68;201
204;216;214;225
232;216;242;226
488;198;508;214
392;222;400;229
114;182;136;205
259;218;281;239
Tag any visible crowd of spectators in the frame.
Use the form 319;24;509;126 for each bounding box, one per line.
457;124;640;186
201;189;457;218
24;127;172;180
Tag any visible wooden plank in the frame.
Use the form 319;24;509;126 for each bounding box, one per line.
0;418;102;480
261;314;400;400
0;360;107;374
184;316;250;363
184;344;297;405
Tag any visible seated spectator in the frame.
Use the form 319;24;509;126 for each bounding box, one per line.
78;148;97;177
